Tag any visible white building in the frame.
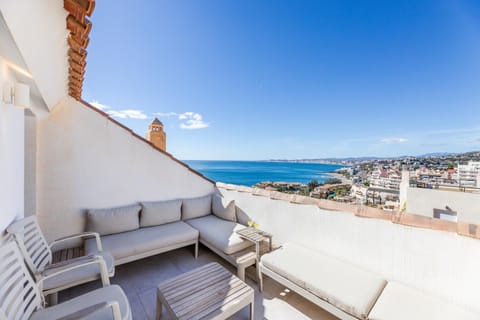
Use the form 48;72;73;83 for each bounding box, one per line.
369;167;402;190
400;169;480;223
458;161;480;187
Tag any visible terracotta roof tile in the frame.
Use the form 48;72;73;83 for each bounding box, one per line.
64;0;95;100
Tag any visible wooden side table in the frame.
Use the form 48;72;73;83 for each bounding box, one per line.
236;227;273;282
156;262;254;320
236;227;273;262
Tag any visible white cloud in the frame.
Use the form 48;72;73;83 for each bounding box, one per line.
154;112;178;117
155;111;209;130
90;100;109;111
178;112;209;129
107;109;148;119
381;137;408;144
90;100;147;120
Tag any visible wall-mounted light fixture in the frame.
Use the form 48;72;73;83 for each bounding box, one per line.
2;83;30;109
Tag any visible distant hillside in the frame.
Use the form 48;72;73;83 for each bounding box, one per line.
269;151;480;164
417;152;455;158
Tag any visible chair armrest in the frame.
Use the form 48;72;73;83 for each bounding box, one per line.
38;255;110;293
6;222;24;234
50;232;103;252
56;301;122;320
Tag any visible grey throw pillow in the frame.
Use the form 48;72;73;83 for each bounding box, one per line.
182;194;212;220
212;194;236;222
140;199;182;227
86;204;141;236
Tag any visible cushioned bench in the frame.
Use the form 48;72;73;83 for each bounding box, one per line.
85;221;198;265
259;242;387;320
186;215;253;255
85;201;199;265
84;194;253;269
368;281;480;320
183;194;256;280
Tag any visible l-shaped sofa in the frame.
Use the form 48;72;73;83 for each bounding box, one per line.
84;193;254;273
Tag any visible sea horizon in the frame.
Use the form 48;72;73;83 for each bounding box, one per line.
184;160;345;187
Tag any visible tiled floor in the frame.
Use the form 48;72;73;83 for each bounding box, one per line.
60;245;339;320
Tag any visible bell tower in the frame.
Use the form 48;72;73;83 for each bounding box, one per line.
146;118;166;151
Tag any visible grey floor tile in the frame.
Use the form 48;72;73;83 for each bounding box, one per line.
61;247;338;320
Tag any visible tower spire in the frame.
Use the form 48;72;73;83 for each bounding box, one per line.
146;118;166;151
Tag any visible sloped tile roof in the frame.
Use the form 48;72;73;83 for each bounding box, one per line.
64;0;95;100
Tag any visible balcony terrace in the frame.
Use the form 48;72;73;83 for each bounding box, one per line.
48;182;480;320
2;1;480;319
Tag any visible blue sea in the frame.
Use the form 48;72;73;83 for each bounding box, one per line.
184;160;345;186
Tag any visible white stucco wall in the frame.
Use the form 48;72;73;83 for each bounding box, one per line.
0;0;68;110
220;188;480;313
0;1;59;235
37;98;214;241
406;187;480;224
0;57;24;234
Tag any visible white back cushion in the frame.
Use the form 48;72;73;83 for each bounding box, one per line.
212;194;236;222
140;199;182;227
182;194;212;220
87;204;141;235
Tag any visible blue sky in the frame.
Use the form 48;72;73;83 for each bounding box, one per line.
83;0;480;160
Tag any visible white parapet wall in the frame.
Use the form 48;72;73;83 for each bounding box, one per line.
219;187;480;313
0;0;73;236
406;187;480;224
36;98;214;241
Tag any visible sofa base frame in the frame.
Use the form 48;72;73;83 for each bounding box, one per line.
113;239;198;266
259;263;359;320
199;239;256;281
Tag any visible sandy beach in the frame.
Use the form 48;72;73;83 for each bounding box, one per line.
328;172;352;184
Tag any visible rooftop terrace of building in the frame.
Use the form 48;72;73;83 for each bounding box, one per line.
46;183;480;320
2;2;480;318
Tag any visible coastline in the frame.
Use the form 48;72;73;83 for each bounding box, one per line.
185;160;344;186
327;171;352;184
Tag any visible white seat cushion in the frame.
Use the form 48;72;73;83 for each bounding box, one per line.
31;285;131;320
186;215;254;254
261;242;387;319
85;221;198;261
368;281;479;320
42;251;115;292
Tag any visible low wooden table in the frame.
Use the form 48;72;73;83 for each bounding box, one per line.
156;262;254;320
236;227;273;262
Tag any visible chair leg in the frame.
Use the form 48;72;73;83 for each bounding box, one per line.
250;300;254;320
194;242;198;259
237;266;245;281
259;269;264;292
156;295;163;320
47;292;58;306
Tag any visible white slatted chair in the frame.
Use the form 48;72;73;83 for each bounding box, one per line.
7;216;115;302
0;241;131;320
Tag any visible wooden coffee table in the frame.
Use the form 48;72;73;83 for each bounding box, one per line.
156;262;254;320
